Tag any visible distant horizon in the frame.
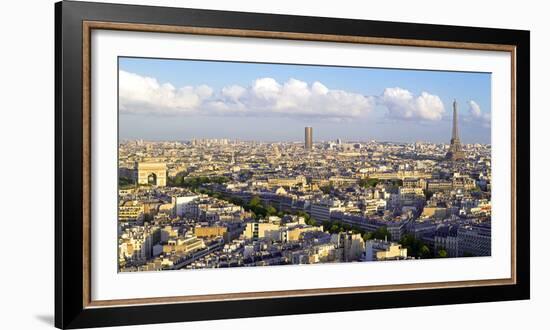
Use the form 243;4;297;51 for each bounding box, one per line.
120;136;491;145
119;57;491;144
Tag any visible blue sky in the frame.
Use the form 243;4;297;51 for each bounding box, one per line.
118;57;491;143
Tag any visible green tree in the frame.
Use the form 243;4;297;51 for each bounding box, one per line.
249;196;262;207
212;176;229;184
266;205;278;216
244;196;269;219
254;207;267;219
363;232;374;241
296;211;316;225
420;245;432;258
307;218;317;226
370;226;391;240
176;175;230;190
319;184;333;194
399;234;431;259
230;197;244;206
118;176;135;188
359;178;379;188
437;248;448;258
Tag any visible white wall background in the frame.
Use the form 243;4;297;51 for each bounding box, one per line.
0;0;546;329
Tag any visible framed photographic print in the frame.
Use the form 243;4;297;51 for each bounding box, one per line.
55;0;530;328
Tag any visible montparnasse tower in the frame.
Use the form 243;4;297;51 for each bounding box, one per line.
445;99;465;161
304;126;313;151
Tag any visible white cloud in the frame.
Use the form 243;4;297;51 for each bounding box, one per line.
243;78;375;118
251;77;282;101
468;100;482;117
119;70;213;115
468;100;491;126
119;71;461;125
119;71;375;119
379;87;445;121
221;85;246;102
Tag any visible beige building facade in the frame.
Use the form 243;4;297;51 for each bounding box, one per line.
136;162;167;187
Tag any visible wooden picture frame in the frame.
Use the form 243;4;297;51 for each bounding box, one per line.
55;1;530;328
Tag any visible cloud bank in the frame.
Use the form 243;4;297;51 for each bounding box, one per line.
120;70;484;124
379;87;445;121
120;70;375;119
119;71;214;115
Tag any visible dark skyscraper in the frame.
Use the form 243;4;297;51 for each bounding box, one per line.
446;99;465;161
305;127;313;151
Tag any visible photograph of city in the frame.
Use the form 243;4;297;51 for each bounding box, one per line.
117;57;492;272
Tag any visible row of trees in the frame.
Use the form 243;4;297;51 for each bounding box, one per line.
358;178;380;188
243;197;318;224
320;178;401;192
168;174;230;190
320;220;392;242
166;175;447;258
189;190;286;221
171;176;319;224
118;176;135;189
245;196;277;220
316;223;447;259
296;210;317;226
398;234;448;259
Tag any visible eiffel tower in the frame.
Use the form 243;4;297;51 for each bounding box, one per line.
445;99;465;161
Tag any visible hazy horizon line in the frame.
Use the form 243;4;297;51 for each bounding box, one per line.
119;137;491;145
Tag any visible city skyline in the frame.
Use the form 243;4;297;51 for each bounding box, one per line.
118;60;492;271
119;57;492;144
118;137;492;271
